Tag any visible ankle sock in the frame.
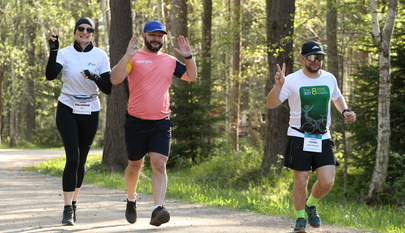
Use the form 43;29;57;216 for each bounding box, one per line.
296;209;305;219
306;195;320;207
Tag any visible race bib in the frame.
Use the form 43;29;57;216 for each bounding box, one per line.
303;134;322;153
73;102;92;115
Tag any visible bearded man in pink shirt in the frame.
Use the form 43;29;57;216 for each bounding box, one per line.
110;20;197;227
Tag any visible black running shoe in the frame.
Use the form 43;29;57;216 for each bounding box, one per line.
305;205;321;228
150;206;170;226
72;203;76;223
62;205;74;226
125;200;137;224
293;218;307;232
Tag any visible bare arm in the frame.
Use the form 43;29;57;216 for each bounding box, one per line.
333;96;356;122
110;36;138;85
174;36;197;81
266;63;285;109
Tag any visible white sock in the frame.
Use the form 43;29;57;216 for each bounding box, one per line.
154;205;161;209
127;198;136;202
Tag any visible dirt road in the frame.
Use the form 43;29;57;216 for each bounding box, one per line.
0;149;373;233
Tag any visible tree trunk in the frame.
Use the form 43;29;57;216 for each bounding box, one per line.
25;10;36;143
170;0;187;39
9;59;16;147
367;0;397;201
201;0;212;98
327;0;349;200
230;0;241;151
102;0;132;172
262;0;295;175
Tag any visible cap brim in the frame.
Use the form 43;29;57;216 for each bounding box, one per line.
304;51;326;56
144;30;167;34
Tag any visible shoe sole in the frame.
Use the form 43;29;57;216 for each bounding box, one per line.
295;229;306;233
125;212;137;224
62;222;74;226
150;212;170;226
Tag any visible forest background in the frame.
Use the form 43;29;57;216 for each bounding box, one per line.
0;0;404;226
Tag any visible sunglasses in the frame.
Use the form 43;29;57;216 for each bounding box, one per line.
76;26;95;33
305;54;325;62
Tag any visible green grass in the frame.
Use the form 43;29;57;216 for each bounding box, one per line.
27;154;405;233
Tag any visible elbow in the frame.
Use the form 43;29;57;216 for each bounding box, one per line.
266;101;280;109
266;103;276;109
110;76;121;85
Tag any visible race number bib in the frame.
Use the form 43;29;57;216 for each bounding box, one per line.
303;134;322;153
73;102;92;115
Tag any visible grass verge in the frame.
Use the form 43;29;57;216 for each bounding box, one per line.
27;154;404;233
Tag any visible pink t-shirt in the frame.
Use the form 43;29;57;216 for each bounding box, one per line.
125;49;177;120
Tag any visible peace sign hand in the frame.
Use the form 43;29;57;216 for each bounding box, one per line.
274;63;286;86
48;28;60;50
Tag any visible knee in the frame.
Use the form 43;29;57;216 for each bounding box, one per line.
319;179;335;190
150;158;167;174
152;160;166;173
65;157;79;168
126;161;143;174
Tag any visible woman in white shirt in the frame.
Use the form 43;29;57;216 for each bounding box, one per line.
45;17;111;226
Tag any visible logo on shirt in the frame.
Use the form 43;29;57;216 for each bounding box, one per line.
87;62;96;66
136;60;153;64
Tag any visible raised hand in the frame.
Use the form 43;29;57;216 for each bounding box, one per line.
126;36;138;57
274;63;286;86
48;28;60;50
173;35;192;57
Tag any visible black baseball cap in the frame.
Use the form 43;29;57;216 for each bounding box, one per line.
301;41;326;56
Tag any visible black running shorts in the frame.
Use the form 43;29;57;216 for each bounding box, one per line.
284;136;339;172
124;113;173;161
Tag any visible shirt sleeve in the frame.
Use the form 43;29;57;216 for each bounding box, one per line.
126;59;133;73
173;60;186;78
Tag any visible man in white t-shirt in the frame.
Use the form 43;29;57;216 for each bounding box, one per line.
266;41;356;232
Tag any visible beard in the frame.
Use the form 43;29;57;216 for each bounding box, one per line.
305;63;321;73
144;37;163;52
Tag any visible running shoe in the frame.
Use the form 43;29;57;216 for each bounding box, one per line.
150;206;170;226
305;205;321;228
61;205;74;226
125;199;137;224
293;218;307;232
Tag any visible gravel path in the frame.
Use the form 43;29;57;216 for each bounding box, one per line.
0;149;373;233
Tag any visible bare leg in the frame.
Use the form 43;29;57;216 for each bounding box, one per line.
125;158;144;200
292;170;310;211
149;152;168;206
72;187;81;202
311;165;335;199
63;191;75;206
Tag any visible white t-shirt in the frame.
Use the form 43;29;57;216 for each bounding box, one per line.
56;45;110;112
279;69;342;139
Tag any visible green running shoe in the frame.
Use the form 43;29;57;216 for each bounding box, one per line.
294;218;307;232
305;205;321;228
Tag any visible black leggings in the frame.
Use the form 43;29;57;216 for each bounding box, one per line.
56;102;99;192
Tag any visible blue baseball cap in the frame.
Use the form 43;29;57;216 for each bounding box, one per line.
143;20;167;34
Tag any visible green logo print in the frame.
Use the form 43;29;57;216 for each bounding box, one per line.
299;86;330;134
